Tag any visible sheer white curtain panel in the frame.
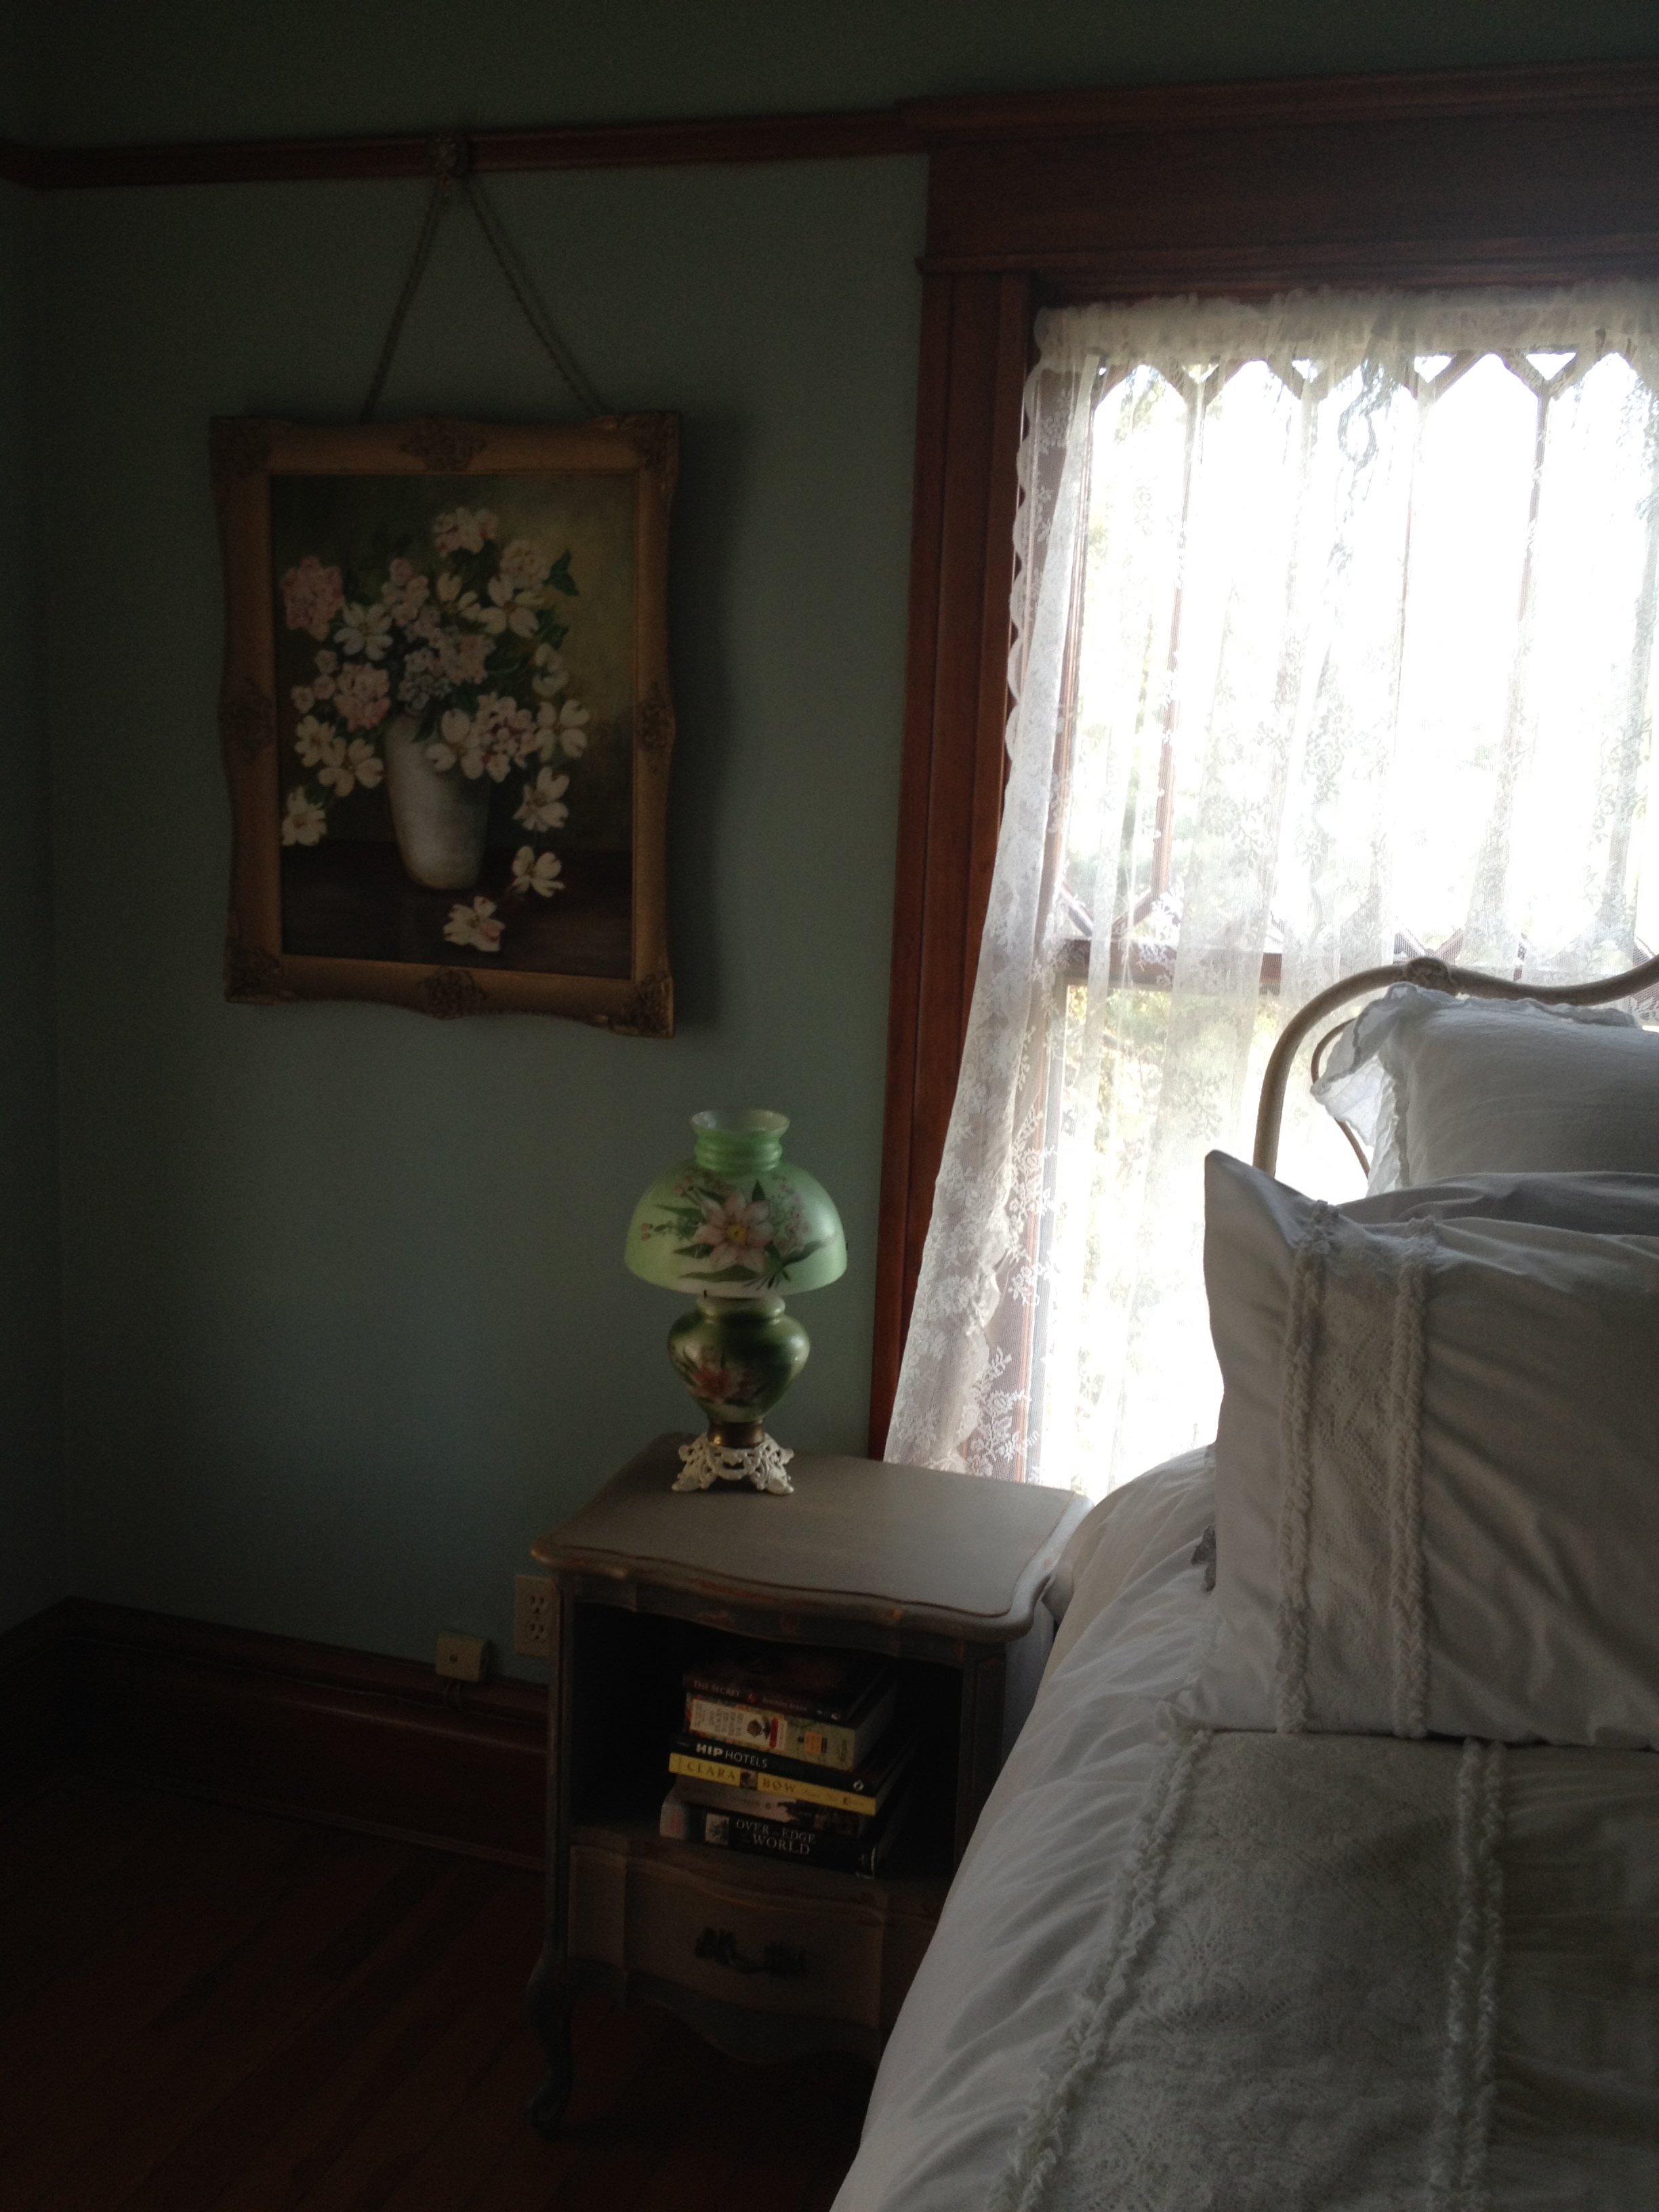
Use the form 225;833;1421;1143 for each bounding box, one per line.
886;284;1659;1495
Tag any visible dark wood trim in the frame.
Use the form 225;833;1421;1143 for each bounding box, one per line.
923;97;1659;298
867;57;1659;1455
868;270;1031;1456
1;1598;546;1865
903;58;1659;139
924;238;1659;298
3;60;1656;194
0;109;919;192
0;1599;74;1801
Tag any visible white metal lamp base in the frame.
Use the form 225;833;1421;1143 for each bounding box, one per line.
673;1432;795;1495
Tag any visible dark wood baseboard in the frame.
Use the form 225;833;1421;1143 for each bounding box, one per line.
0;1600;73;1800
0;1599;546;1866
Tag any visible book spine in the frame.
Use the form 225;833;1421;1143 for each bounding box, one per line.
676;1725;911;1796
668;1749;876;1818
671;1776;814;1826
675;1798;882;1874
679;1732;796;1780
681;1672;865;1722
684;1696;859;1770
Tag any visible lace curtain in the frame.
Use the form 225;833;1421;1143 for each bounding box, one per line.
887;284;1659;1496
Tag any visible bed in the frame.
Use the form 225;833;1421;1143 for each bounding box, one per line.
834;953;1659;2211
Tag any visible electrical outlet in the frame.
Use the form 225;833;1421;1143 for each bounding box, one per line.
514;1573;554;1658
436;1632;492;1683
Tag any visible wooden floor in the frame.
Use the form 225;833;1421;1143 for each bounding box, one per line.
0;1774;873;2211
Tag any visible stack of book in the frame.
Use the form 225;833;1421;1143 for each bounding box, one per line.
659;1641;913;1875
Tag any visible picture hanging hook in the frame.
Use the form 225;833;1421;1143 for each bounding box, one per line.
361;123;605;424
428;128;470;188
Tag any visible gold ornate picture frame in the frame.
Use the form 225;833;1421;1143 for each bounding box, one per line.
213;413;676;1032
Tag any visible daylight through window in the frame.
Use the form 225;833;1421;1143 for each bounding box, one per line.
888;287;1659;1496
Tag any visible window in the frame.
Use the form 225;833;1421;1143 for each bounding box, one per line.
886;285;1659;1495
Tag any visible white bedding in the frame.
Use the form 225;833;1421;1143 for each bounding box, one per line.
835;1449;1659;2211
834;1450;1217;2212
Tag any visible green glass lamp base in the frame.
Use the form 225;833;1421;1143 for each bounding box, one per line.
666;1295;808;1495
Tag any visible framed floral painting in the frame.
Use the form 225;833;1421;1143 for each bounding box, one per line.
213;414;676;1030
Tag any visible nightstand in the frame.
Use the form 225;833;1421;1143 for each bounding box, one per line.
525;1432;1088;2131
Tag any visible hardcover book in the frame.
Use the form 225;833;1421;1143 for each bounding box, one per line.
658;1780;911;1875
683;1665;897;1771
665;1774;866;1837
667;1730;915;1818
682;1690;897;1772
683;1643;894;1722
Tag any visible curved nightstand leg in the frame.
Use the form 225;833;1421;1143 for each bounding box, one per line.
525;1942;574;2136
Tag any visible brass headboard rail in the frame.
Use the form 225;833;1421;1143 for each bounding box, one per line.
1252;951;1659;1176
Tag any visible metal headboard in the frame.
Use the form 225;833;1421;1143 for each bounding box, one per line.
1252;951;1659;1177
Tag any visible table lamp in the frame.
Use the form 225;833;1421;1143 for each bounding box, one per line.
625;1109;846;1494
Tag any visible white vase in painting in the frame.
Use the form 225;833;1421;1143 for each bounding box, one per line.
382;714;490;890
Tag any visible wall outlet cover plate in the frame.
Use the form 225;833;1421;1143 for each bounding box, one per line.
514;1574;554;1658
436;1632;492;1683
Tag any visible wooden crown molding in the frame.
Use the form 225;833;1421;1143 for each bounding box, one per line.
0;59;1655;192
0;108;920;192
922;64;1659;295
904;56;1659;140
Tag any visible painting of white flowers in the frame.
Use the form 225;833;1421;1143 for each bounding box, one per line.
215;415;676;1031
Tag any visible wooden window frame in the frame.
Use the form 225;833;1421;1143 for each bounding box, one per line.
869;60;1659;1454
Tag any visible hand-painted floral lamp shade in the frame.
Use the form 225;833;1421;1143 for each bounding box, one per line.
625;1109;846;1494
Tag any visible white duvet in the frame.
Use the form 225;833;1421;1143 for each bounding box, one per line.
834;1451;1659;2211
834;1450;1218;2211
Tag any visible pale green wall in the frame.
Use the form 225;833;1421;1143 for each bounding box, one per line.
0;3;41;138
0;175;65;1634
40;159;923;1666
20;0;1659;1668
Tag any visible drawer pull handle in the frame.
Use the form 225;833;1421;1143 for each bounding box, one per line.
695;1925;808;1980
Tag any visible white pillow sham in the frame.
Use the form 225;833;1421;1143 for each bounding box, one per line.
1311;982;1659;1191
1343;1169;1659;1237
1188;1151;1659;1749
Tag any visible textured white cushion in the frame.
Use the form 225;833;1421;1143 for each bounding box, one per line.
1189;1151;1659;1748
1311;983;1659;1191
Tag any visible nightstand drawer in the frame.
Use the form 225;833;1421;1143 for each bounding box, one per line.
570;1836;893;2028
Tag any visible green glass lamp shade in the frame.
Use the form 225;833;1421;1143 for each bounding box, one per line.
624;1109;846;1298
625;1109;846;1494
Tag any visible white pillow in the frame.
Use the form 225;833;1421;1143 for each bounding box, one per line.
1311;983;1659;1191
1188;1151;1659;1749
1343;1170;1659;1237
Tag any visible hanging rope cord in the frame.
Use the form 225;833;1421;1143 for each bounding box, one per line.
361;129;607;423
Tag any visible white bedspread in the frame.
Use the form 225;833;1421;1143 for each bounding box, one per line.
834;1450;1218;2212
834;1451;1659;2212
